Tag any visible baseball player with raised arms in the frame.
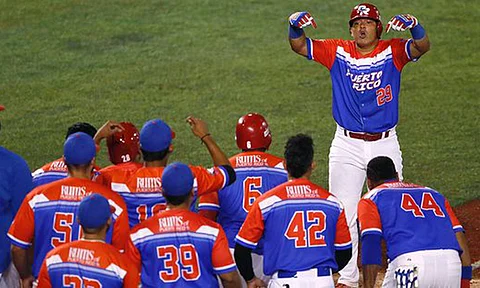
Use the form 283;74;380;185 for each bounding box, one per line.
8;132;130;288
288;3;431;286
126;162;242;287
358;156;472;288
198;113;288;286
37;194;140;287
111;116;236;227
94;121;143;189
235;134;352;288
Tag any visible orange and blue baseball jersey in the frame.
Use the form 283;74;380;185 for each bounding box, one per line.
7;177;130;278
236;178;351;275
32;157;101;188
307;38;413;133
111;165;230;227
358;181;463;261
198;152;287;252
37;239;139;288
94;162;142;190
126;209;236;287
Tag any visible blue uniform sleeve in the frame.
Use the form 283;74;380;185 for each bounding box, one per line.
361;234;382;265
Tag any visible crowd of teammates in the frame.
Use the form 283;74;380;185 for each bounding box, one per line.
0;2;474;287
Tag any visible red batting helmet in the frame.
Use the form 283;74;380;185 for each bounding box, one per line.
107;122;140;165
349;3;383;38
236;113;272;150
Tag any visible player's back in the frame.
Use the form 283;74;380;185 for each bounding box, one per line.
129;209;236;288
237;178;351;275
32;158;69;187
94;162;142;190
361;181;462;260
113;164;230;227
8;177;129;277
38;240;137;288
32;157;101;188
199;151;287;250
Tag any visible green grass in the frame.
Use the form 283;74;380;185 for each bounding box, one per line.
0;0;478;205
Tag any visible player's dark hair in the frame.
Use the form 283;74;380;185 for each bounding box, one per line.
367;156;397;182
141;148;169;162
66;122;97;139
66;163;93;173
284;134;314;178
81;223;110;235
164;194;190;206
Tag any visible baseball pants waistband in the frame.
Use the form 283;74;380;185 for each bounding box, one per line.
274;266;332;278
337;125;396;142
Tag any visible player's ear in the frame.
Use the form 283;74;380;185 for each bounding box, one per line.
311;161;317;171
168;145;174;154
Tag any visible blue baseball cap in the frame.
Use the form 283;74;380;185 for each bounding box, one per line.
78;194;111;229
64;132;96;165
140;119;174;152
161;162;194;197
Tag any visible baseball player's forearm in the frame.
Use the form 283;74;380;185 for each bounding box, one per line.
456;231;471;266
410;34;430;58
201;135;231;166
11;245;33;280
233;243;255;282
334;247;352;271
219;270;242;288
289;35;308;57
362;264;381;288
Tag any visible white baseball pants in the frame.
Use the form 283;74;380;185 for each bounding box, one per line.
269;267;334;288
329;125;403;287
382;249;461;288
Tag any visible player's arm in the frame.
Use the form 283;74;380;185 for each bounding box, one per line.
288;12;317;57
386;14;430;59
456;231;472;288
186;116;230;166
11;245;35;287
93;120;124;146
333;209;353;271
218;270;242;288
444;199;472;287
198;209;218;221
357;199;383;288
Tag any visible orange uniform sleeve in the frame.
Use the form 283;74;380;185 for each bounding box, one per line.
124;238;142;273
122;256;141;288
37;257;53;288
235;201;265;249
198;191;219;212
111;199;130;252
212;227;236;274
357;198;383;238
309;38;343;69
391;38;412;70
7;193;36;248
335;210;352;250
190;166;228;196
444;199;464;232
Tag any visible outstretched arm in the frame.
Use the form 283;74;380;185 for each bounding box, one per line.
288;12;316;57
386;14;430;59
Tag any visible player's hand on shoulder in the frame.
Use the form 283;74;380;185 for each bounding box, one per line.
386;14;418;33
289;11;317;29
186;116;209;139
246;277;267;288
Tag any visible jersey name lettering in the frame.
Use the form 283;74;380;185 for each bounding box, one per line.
60;186;89;200
346;69;383;92
286;185;319;198
136;177;162;192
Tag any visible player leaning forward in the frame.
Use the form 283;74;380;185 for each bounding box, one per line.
288;3;430;287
